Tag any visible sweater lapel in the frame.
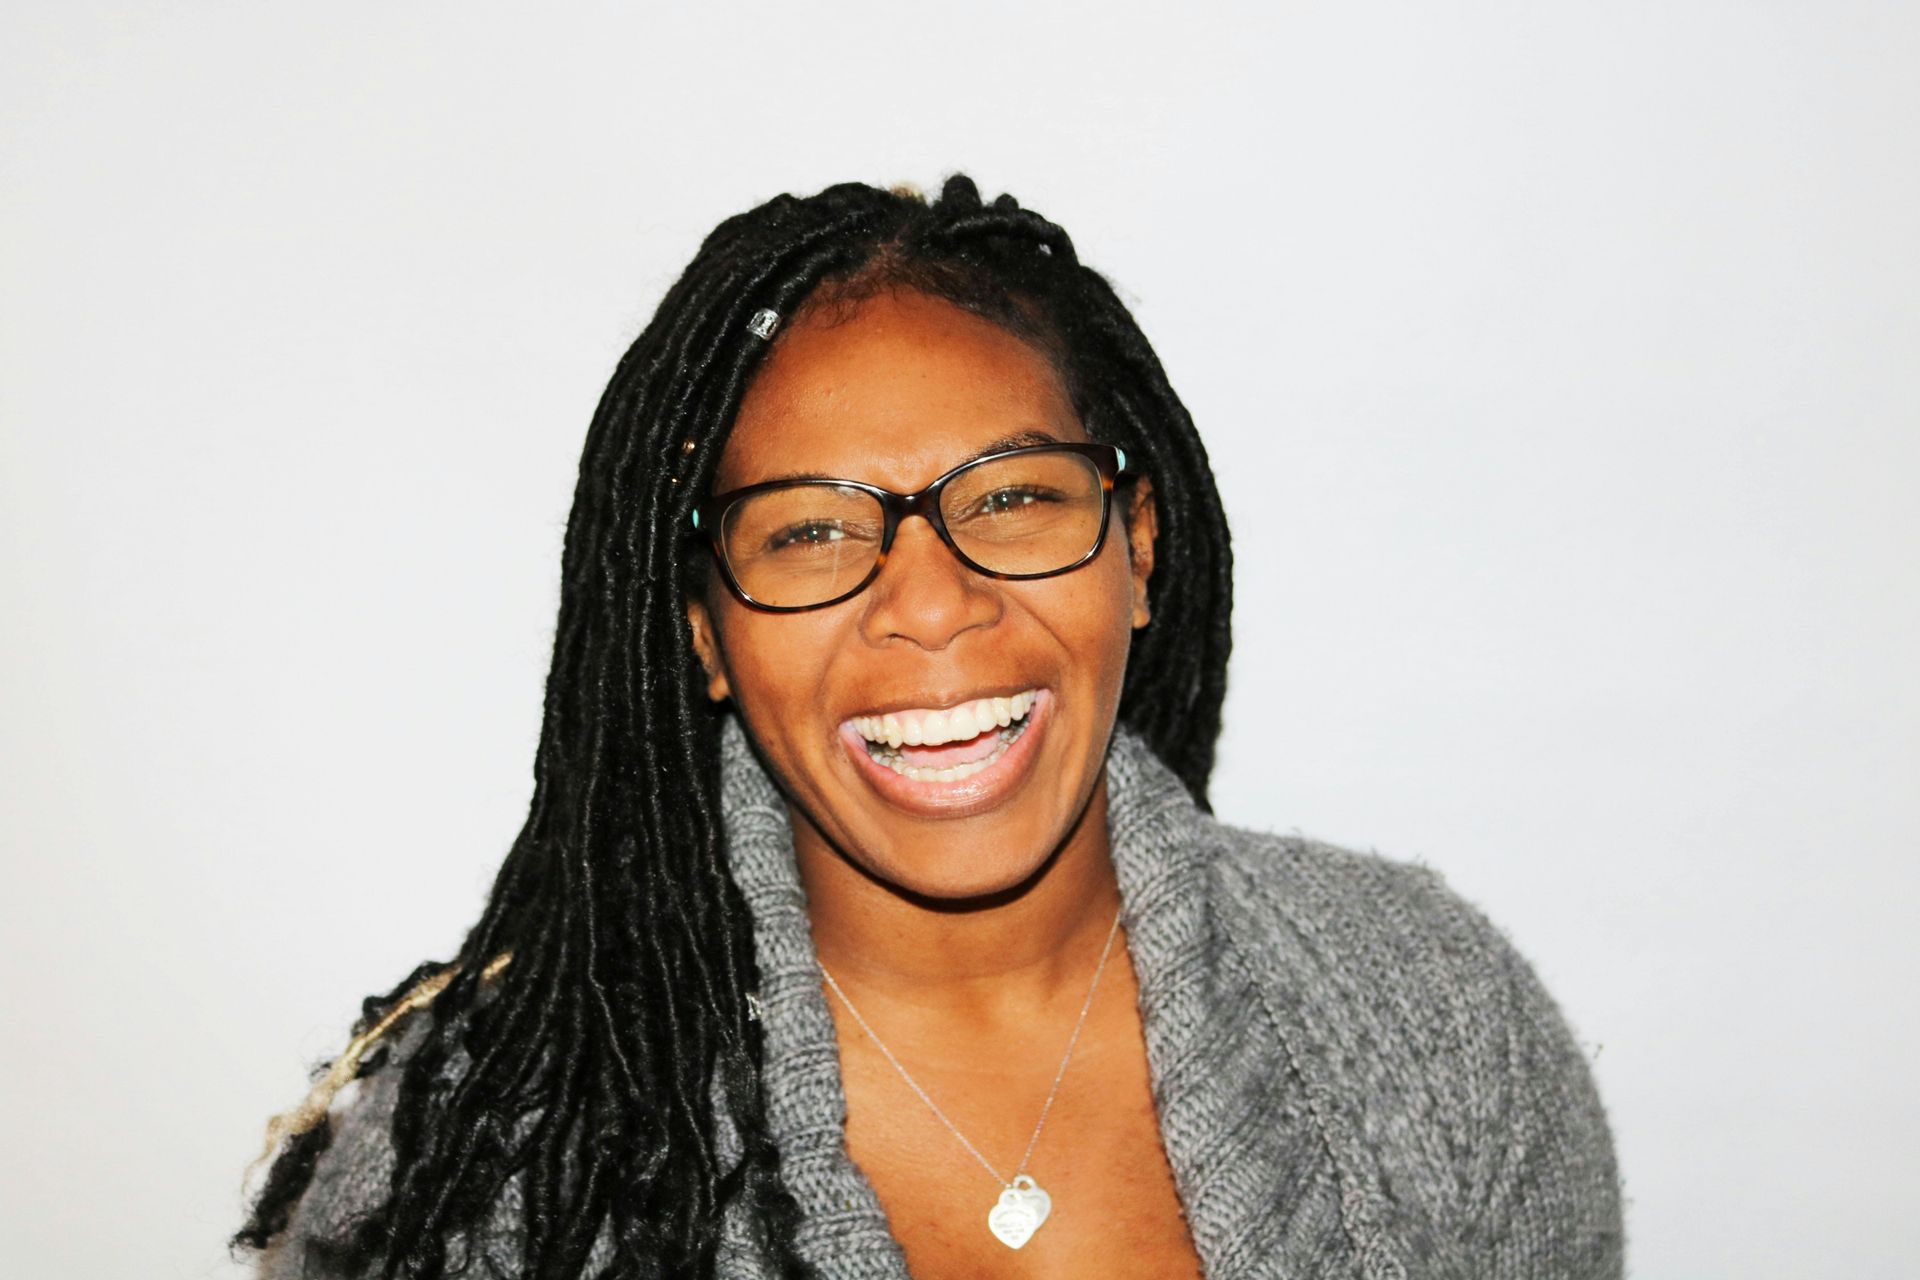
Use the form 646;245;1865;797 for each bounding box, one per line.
1104;730;1365;1279
718;716;912;1278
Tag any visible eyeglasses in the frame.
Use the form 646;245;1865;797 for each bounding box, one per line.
691;442;1130;612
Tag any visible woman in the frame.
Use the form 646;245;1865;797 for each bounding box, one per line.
238;176;1623;1278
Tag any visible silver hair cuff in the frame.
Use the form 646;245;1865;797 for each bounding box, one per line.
746;308;780;339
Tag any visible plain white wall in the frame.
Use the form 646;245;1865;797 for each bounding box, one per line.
3;3;1915;1276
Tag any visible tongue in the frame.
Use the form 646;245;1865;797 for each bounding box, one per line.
898;727;1002;769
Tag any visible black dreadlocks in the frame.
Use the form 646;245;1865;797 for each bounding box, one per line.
236;174;1233;1278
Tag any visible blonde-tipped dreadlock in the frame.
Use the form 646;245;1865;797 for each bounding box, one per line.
253;952;513;1167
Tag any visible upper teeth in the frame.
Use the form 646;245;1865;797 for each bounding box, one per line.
852;690;1037;749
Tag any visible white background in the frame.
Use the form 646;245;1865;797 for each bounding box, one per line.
3;3;1915;1277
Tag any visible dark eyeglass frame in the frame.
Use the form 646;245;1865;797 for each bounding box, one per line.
690;441;1132;613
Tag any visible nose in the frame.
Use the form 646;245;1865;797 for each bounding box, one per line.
858;514;1002;650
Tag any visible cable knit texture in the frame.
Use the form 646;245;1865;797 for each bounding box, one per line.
262;719;1623;1278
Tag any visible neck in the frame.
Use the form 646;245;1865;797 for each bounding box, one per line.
793;776;1125;1027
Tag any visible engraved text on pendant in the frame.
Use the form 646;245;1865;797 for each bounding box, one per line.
986;1176;1053;1250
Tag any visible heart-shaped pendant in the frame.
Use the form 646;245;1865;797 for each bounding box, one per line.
987;1176;1053;1249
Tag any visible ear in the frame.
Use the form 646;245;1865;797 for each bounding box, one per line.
685;598;732;702
1124;476;1159;630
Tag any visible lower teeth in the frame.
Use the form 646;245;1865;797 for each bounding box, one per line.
864;715;1029;783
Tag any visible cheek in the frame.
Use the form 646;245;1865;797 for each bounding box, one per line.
1070;537;1142;637
1014;543;1139;681
718;609;836;713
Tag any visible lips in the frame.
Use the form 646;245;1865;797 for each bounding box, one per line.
837;688;1051;814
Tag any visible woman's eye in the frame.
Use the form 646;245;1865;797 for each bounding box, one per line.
767;521;845;551
976;487;1056;516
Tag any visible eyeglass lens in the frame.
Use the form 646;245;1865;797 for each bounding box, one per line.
718;450;1107;609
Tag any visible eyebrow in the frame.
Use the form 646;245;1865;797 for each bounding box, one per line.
747;429;1064;488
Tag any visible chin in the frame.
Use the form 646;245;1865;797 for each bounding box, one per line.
859;838;1060;905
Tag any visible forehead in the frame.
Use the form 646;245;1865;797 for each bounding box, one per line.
713;288;1084;492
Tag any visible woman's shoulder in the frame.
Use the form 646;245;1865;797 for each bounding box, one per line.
1109;730;1556;1047
1197;816;1535;1016
1185;816;1600;1147
1189;817;1624;1273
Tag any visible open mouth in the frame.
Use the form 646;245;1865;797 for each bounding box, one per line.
848;689;1040;784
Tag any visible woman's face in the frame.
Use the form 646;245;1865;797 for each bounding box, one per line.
687;287;1156;901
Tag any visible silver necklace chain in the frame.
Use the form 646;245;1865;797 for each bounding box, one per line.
818;900;1126;1188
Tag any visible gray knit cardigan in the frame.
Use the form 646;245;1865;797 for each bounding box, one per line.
264;719;1624;1278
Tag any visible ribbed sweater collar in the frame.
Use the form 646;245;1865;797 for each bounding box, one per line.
716;714;1295;1278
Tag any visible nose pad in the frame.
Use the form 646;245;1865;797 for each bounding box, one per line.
860;513;1001;649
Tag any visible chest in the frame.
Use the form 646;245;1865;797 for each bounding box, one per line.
833;986;1204;1280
